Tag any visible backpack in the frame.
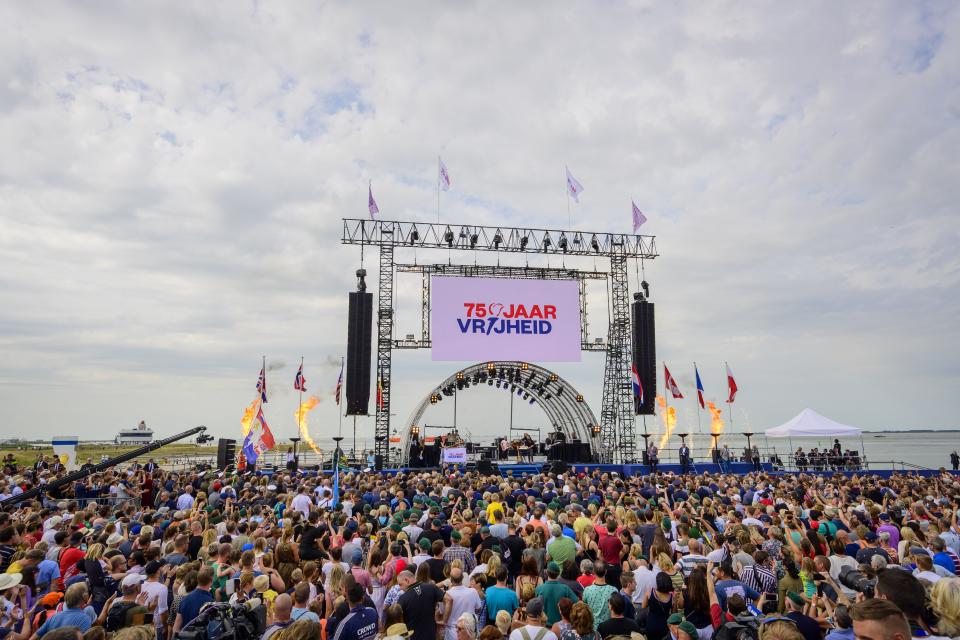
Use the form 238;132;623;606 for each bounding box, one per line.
714;614;760;640
106;601;140;632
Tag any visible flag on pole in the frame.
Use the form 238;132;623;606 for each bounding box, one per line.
241;406;275;464
664;364;684;399
726;362;738;403
334;359;343;405
256;365;267;403
632;201;647;232
438;157;451;191
294;363;307;392
631;362;644;406
376;374;384;410
368;182;379;219
695;364;705;409
566;166;584;202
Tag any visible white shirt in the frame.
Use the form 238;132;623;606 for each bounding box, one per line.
914;570;942;583
176;493;195;511
140;579;168;622
509;626;557;640
291;494;313;517
633;565;658;601
444;585;482;640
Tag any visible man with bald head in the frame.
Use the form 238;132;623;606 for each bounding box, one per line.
262;593;293;640
442;568;482;640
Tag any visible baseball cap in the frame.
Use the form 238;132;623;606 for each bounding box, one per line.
525;597;544;618
144;560;166;575
121;574;147;588
864;531;877;542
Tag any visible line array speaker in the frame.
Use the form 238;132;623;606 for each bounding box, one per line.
632;297;656;415
216;438;236;470
346;290;374;415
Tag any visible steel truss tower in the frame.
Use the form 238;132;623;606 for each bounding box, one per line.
342;219;658;468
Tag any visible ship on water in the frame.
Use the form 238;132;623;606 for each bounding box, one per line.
115;420;153;445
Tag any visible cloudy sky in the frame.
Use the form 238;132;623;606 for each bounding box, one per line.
2;2;958;450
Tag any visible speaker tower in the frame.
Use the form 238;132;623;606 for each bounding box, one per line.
632;293;656;415
346;269;374;416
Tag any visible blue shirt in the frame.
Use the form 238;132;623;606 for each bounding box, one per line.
331;605;378;640
714;579;760;611
178;588;214;625
36;559;61;594
485;585;519;623
933;552;956;574
37;608;92;636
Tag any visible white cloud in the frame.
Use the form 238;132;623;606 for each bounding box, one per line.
0;2;957;448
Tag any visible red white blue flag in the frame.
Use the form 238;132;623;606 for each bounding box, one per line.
294;363;307;392
334;359;344;405
256;365;267;403
664;364;683;399
726;362;738;403
241;406;275;463
695;364;705;409
632;362;643;405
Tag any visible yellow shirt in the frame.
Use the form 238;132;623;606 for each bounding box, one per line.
486;502;504;523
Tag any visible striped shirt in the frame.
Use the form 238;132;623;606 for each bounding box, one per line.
677;554;709;577
740;563;777;595
443;544;476;573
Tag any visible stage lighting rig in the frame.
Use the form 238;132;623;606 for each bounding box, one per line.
559;236;568;252
520;235;528;249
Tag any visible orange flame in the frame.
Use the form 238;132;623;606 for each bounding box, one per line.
295;396;324;453
706;401;725;449
240;398;260;437
656;395;677;449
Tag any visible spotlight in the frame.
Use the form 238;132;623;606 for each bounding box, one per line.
520;362;529;370
430;394;439;404
496;381;502;388
410;228;420;244
493;232;502;248
549;374;559;382
590;234;599;252
591;424;601;436
520;235;528;249
528;398;536;405
487;379;494;386
470;233;478;248
517;388;523;396
411;425;420;437
444;230;454;247
559;236;568;252
522;392;529;400
641;280;650;298
456;372;465;381
487;362;495;371
576;394;584;402
543;237;552;251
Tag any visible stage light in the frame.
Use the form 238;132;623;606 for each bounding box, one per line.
487;379;493;386
591;234;600;252
576;394;584;402
641;280;650;298
487;362;495;371
543;237;552;250
520;235;528;249
470;234;478;248
496;381;502;388
517;388;523;396
559;236;568;252
430;394;439;404
522;392;529;400
520;362;529;370
550;374;558;382
493;233;502;248
444;230;454;247
456;372;464;381
410;228;420;244
411;425;420;437
529;398;536;405
591;424;601;436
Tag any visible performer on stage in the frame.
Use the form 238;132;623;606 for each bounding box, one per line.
521;433;535;462
499;437;509;460
647;442;659;472
678;442;691;474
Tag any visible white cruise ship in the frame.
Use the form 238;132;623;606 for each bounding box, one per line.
115;420;154;445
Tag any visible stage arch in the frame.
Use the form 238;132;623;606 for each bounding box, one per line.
399;361;599;465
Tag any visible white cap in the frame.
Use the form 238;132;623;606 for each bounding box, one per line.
121;574;147;588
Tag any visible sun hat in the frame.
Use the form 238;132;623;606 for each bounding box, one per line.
384;623;413;638
0;573;22;591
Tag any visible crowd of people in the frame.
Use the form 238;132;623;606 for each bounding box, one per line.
1;453;959;640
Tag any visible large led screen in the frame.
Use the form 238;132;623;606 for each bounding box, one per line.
431;276;582;362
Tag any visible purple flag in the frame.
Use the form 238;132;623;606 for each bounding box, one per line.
566;166;584;202
632;200;647;232
368;182;379;219
438;157;451;191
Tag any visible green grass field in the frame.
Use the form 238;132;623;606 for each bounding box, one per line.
0;442;216;467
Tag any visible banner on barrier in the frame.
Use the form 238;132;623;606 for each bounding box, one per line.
441;447;467;463
431;277;582;362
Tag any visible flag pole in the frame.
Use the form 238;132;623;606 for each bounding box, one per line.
338;356;344;438
566;170;571;231
297;356;304;439
437;156;441;224
725;360;735;434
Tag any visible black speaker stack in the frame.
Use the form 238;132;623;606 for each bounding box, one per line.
632;293;656;415
216;438;236;470
346;269;374;416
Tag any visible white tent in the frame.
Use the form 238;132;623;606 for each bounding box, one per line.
765;408;862;437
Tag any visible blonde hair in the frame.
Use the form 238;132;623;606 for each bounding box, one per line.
84;543;105;560
931;578;960;637
759;620;804;640
112;626;157;640
657;552;674;571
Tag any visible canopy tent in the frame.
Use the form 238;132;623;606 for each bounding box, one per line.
765;408;862;438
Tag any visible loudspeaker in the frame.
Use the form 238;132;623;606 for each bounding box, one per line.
632;298;656;415
374;454;384;471
216;439;236;470
477;460;499;475
548;460;569;475
346;291;374;415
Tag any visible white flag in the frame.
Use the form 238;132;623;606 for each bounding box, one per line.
368;182;379;220
631;201;647;232
566;166;584;202
438;157;451;191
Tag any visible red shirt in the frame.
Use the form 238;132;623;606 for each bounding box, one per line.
58;547;84;590
598;533;623;565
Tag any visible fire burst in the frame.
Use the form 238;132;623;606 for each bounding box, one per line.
656;395;677;449
240;398;260;437
706;401;725;449
295;396;324;453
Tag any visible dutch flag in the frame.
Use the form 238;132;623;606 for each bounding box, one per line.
632;362;643;405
